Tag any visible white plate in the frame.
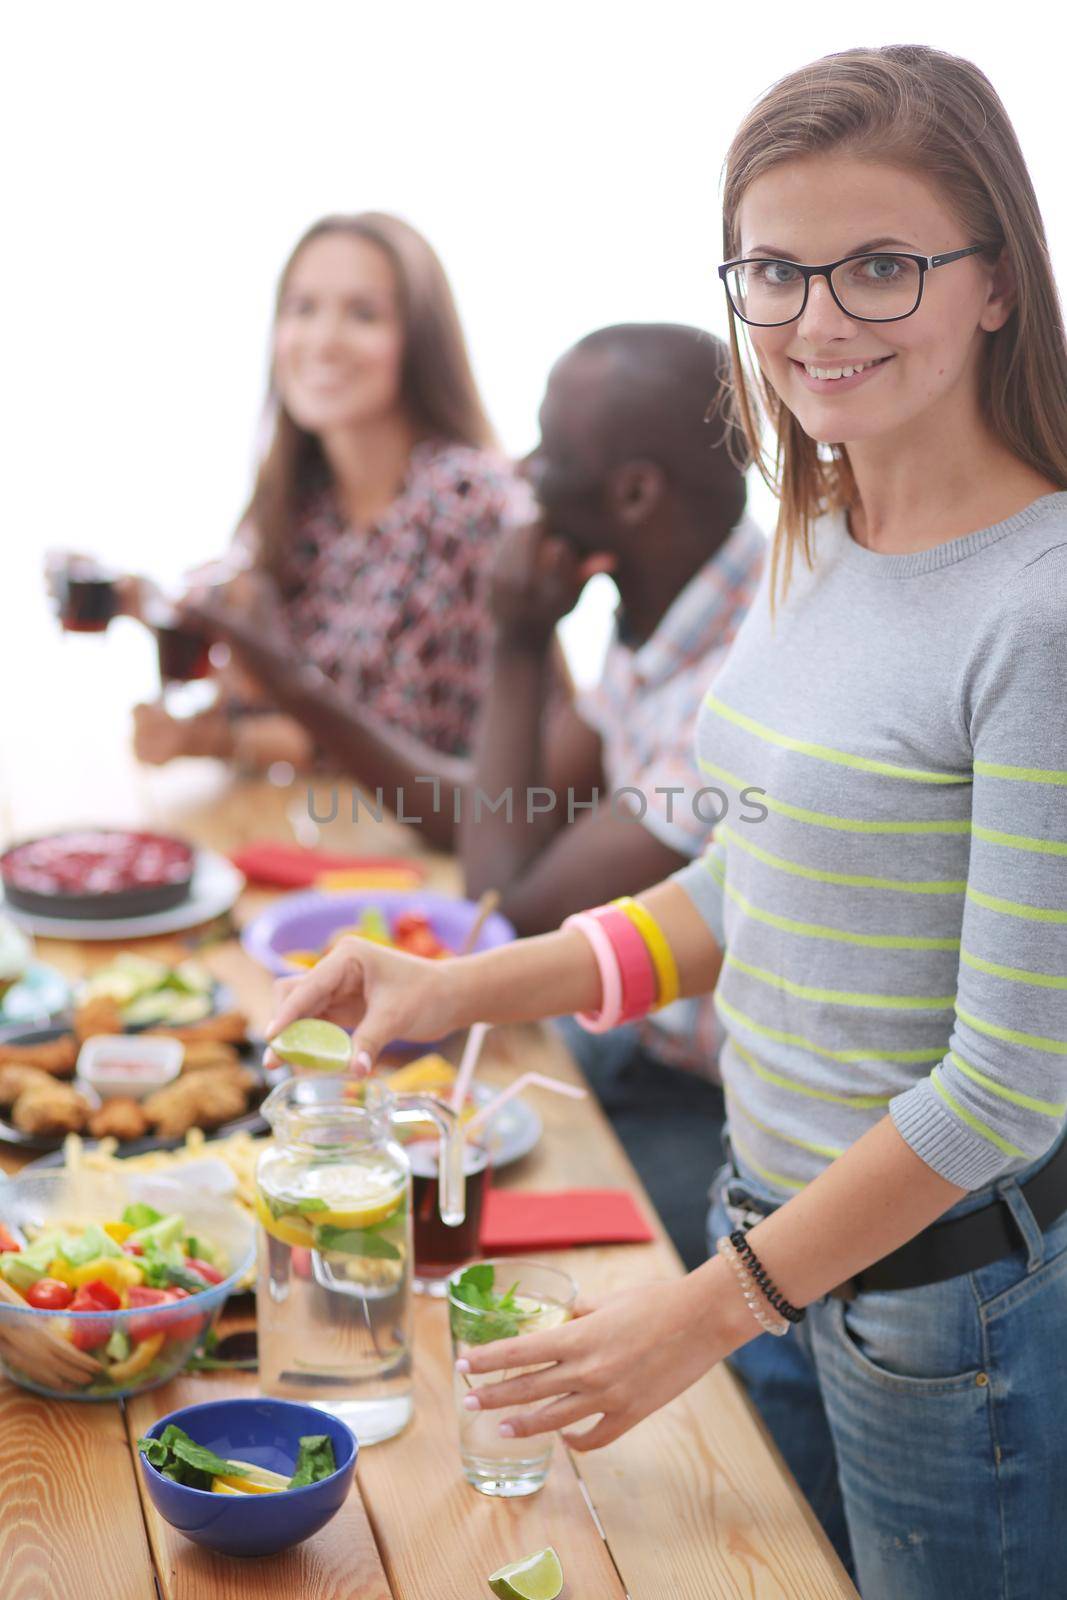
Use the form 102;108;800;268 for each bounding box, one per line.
0;850;245;941
467;1082;543;1169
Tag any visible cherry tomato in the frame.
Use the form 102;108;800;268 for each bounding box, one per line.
127;1285;170;1340
26;1277;73;1311
163;1287;206;1344
68;1281;120;1349
71;1279;121;1312
184;1257;224;1285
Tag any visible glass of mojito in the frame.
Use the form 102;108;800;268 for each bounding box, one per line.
448;1258;577;1497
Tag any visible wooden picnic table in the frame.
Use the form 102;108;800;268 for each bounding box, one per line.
0;625;856;1599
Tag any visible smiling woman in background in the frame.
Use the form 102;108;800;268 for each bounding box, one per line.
121;211;529;774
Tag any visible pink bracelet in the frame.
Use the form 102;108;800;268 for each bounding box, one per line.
563;912;624;1033
588;904;658;1023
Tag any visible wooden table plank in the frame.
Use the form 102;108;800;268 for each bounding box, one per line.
0;1389;156;1600
125;1376;393;1600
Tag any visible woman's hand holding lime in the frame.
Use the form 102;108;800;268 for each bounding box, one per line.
264;936;460;1074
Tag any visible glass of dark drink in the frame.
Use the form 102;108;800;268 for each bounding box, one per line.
152;609;212;684
410;1138;490;1296
52;556;117;633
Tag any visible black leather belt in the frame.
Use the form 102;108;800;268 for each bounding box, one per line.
723;1132;1067;1297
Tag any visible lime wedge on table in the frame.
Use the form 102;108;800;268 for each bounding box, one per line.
488;1547;564;1600
270;1018;352;1073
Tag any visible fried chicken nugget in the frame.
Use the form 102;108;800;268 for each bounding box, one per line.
12;1080;91;1137
73;997;125;1042
0;1035;78;1076
0;1063;55;1110
179;1041;240;1073
142;1064;252;1138
87;1096;150;1142
147;1011;249;1047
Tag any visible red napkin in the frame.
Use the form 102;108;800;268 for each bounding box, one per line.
230;839;425;889
479;1189;656;1251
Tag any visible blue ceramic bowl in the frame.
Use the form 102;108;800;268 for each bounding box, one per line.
138;1398;357;1557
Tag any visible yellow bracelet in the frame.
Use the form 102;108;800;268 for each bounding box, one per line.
611;897;680;1010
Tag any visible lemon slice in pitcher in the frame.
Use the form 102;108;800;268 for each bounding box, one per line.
270;1018;352;1073
488;1547;564;1600
309;1164;406;1230
254;1192;317;1248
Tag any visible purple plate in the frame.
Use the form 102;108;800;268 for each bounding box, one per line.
241;886;515;1015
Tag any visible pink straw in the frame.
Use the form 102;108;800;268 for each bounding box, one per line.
464;1072;587;1139
450;1021;490;1113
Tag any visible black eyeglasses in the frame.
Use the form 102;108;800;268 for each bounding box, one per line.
717;246;986;327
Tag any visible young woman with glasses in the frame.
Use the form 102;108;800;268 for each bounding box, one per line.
266;47;1067;1598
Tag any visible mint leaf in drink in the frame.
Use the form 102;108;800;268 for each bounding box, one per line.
288;1435;337;1488
266;1193;328;1219
450;1265;525;1345
313;1224;401;1259
456;1263;495;1299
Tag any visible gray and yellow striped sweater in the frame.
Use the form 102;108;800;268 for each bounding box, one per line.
673;492;1067;1196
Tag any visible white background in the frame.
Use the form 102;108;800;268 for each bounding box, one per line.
2;1;1063;704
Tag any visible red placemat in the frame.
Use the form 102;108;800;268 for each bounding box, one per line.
479;1188;656;1251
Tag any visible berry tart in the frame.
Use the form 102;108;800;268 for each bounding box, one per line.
1;830;195;921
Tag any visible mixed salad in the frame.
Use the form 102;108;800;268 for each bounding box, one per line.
285;907;453;969
78;952;215;1027
0;1203;228;1390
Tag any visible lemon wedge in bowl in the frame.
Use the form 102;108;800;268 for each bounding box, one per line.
211;1461;291;1496
488;1547;564;1599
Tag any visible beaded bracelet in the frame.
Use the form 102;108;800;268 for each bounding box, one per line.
729;1230;806;1326
716;1236;789;1337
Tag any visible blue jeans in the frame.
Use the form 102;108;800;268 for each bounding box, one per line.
707;1142;1067;1599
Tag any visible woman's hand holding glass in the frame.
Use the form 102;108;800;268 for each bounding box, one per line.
456;1270;753;1450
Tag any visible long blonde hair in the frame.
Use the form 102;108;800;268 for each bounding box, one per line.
720;45;1067;604
246;212;496;583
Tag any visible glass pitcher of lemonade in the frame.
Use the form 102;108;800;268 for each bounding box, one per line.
255;1075;465;1444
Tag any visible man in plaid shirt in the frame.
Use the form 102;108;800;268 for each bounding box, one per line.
460;324;764;1267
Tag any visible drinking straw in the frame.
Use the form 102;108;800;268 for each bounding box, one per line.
459;889;501;956
450;1021;490;1112
464;1073;587;1139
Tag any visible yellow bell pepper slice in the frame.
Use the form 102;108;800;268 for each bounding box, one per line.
384;1053;457;1094
106;1330;165;1384
47;1259;78;1289
72;1257;144;1294
283;950;319;969
104;1221;133;1244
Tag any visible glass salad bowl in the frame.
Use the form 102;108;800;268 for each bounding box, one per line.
0;1169;254;1400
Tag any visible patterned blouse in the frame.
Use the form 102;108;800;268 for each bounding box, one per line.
277;441;532;756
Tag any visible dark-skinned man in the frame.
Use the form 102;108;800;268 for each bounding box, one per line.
460;323;764;1269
